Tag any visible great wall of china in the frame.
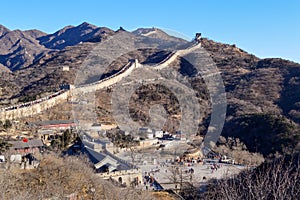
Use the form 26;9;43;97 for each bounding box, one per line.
0;36;204;187
0;40;202;121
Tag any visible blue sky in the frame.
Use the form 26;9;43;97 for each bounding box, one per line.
1;0;299;63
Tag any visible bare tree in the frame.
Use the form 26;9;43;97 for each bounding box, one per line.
129;146;138;166
199;155;300;200
166;166;191;193
214;136;265;166
0;153;155;199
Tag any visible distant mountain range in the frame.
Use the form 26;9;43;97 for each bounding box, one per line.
0;22;188;102
0;22;116;71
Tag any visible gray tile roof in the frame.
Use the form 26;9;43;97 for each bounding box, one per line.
37;129;55;135
84;147;107;164
31;120;76;126
9;139;44;149
91;123;102;127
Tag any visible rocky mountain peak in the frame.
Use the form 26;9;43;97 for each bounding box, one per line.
0;23;116;71
23;29;47;39
78;22;97;29
132;27;156;35
0;25;10;37
37;22;114;50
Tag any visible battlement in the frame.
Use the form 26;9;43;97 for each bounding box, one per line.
97;168;142;178
0;38;201;121
97;168;143;187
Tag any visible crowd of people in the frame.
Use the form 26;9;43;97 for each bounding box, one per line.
144;173;163;191
175;156;203;166
210;163;222;173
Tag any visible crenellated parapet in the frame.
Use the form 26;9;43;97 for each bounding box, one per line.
0;37;201;121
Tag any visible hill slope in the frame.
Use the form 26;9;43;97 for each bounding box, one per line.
0;22;115;71
0;24;300;157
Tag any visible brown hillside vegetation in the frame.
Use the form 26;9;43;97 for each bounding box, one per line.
197;155;300;200
1;26;300;158
0;154;156;200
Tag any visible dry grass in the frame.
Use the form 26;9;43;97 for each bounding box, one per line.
0;153;155;200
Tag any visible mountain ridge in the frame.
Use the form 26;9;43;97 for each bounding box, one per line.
0;22;115;71
1;22;299;72
0;23;300;157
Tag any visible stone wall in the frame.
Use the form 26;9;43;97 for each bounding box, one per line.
0;60;138;121
154;42;201;70
73;61;137;95
0;40;200;121
0;90;71;121
97;168;143;186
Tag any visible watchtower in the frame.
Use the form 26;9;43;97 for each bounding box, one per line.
195;33;202;42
